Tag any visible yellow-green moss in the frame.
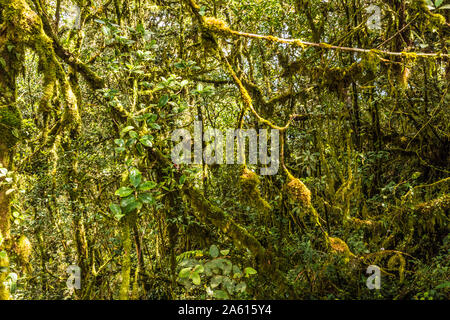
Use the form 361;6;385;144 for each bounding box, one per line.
286;177;311;208
0;105;22;148
329;237;355;262
0;252;9;300
388;254;406;283
203;17;230;34
239;168;272;211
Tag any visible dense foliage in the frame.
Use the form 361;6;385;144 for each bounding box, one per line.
0;0;448;300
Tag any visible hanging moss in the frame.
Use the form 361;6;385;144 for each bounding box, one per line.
414;0;446;26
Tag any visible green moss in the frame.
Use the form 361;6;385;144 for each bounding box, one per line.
0;105;22;148
240;168;272;211
0;251;9;300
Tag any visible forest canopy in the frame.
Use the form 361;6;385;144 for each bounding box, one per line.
0;0;448;300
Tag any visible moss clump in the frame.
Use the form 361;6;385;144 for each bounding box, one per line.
240;167;260;191
319;43;333;49
286;177;311;208
329;237;355;262
203;17;230;34
0;251;9;300
293;40;306;49
0;105;22;148
16;235;32;263
239;168;271;211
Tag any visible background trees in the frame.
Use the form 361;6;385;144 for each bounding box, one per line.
0;0;448;300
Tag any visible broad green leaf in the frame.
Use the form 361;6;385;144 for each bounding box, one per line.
235;282;247;293
190;271;201;285
149;123;161;130
121;197;142;213
244;267;257;276
115;187;134;197
158;95;169;107
139;181;157;191
139;135;153;147
209;245;219;258
213;289;228;299
138;192;154;204
121;126;135;135
146;114;158;123
220;249;230;256
109;203;122;216
193;264;204;273
210;275;223;289
129;168;142;187
179;267;191;278
128;130;138;139
114;139;125;147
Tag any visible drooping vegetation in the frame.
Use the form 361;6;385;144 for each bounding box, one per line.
0;0;448;300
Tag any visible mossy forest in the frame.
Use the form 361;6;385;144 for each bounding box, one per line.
0;0;449;301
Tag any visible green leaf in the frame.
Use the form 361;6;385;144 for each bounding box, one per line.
139;181;157;191
244;267;257;276
158;95;169;107
193;264;204;273
149;123;161;130
179;267;191;278
179;175;186;185
109;203;122;216
128;131;138;139
115;187;134;197
437;4;450;9
435;281;450;289
213;290;229;300
146;114;158;123
435;0;443;8
174;62;185;69
121;126;135;136
138;192;154;204
222;277;235;294
232;265;242;278
114;139;125;147
209;245;219;258
121;197;142;213
139;135;153;147
235;282;247;293
220;249;230;256
129;168;142;188
210;275;223;288
190;271;201;285
125;138;136;147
